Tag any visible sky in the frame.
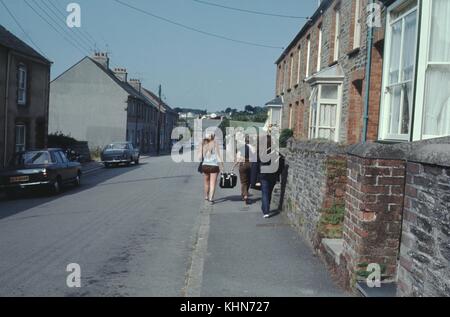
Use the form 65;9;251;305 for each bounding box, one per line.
0;0;318;112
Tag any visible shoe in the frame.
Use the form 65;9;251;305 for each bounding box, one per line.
263;214;270;219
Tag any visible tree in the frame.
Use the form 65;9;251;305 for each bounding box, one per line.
245;105;255;113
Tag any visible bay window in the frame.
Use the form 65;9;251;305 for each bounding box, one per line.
380;0;450;141
414;0;450;139
308;84;342;142
379;0;418;140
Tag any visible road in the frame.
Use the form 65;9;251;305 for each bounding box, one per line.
0;154;346;297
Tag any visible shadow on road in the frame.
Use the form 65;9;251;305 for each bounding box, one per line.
0;163;148;221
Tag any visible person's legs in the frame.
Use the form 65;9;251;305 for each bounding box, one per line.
261;179;271;215
209;172;218;201
239;163;249;199
261;178;276;216
203;173;210;200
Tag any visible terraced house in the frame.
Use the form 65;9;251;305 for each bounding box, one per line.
272;0;450;297
275;0;450;144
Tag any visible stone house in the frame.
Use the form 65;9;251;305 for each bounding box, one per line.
272;0;450;297
49;52;177;154
0;25;51;169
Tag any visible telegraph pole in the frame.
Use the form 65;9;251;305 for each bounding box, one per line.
156;84;162;156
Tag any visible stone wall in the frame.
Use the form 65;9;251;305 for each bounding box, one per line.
397;143;450;297
278;140;348;247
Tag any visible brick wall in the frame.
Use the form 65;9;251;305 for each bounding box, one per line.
343;147;405;283
397;144;450;297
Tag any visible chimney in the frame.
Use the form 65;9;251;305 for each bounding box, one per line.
129;78;142;94
113;67;128;82
92;52;109;69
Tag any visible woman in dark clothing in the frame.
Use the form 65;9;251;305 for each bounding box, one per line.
257;134;283;218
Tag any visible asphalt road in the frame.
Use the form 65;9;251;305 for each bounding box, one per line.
0;154;346;297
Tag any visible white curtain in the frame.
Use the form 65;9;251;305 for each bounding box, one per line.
423;0;450;136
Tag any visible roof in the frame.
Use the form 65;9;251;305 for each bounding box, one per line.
0;24;50;64
89;58;148;103
265;96;283;106
305;64;345;84
275;0;333;65
142;87;177;115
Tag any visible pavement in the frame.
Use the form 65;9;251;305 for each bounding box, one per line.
0;153;347;297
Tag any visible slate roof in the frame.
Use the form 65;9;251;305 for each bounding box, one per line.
0;24;50;64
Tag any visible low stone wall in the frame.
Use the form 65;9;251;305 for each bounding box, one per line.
278;140;348;247
397;142;450;297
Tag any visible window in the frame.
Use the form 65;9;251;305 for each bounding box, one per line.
289;54;294;89
414;0;450;139
306;36;311;77
317;26;322;72
17;65;27;105
333;9;340;61
309;84;341;142
296;47;302;85
289;105;293;129
380;0;418;140
353;0;362;49
15;124;26;152
282;61;288;93
58;151;69;164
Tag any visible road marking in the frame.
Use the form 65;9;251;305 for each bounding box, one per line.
183;203;212;297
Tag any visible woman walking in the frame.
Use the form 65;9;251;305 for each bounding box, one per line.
198;133;224;204
233;135;255;204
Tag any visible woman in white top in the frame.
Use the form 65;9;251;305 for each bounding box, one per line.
198;133;224;204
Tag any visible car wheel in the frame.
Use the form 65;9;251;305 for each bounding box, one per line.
51;178;62;195
74;173;81;187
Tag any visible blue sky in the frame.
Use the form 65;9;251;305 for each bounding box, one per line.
0;0;317;111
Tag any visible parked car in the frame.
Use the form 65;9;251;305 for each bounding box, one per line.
0;149;82;199
101;142;140;168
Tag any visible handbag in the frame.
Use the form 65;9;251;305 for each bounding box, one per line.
197;161;203;174
220;172;238;189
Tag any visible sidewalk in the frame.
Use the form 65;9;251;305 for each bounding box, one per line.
188;188;348;297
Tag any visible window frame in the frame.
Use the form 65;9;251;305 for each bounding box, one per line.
308;83;342;143
413;0;450;140
289;53;294;89
17;64;27;105
306;36;311;77
15;124;26;153
296;46;302;85
378;0;419;141
353;0;362;49
333;9;341;62
317;25;323;72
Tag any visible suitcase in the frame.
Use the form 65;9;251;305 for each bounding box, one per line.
220;173;238;189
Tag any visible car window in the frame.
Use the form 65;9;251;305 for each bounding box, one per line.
127;144;133;150
58;151;69;163
106;143;128;150
10;151;51;166
52;151;63;164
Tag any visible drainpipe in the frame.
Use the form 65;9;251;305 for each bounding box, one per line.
362;0;375;143
3;49;11;168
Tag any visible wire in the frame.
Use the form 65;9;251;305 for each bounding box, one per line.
112;0;284;50
32;0;92;52
192;0;309;19
0;0;47;57
23;0;88;56
39;0;95;51
46;0;100;49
